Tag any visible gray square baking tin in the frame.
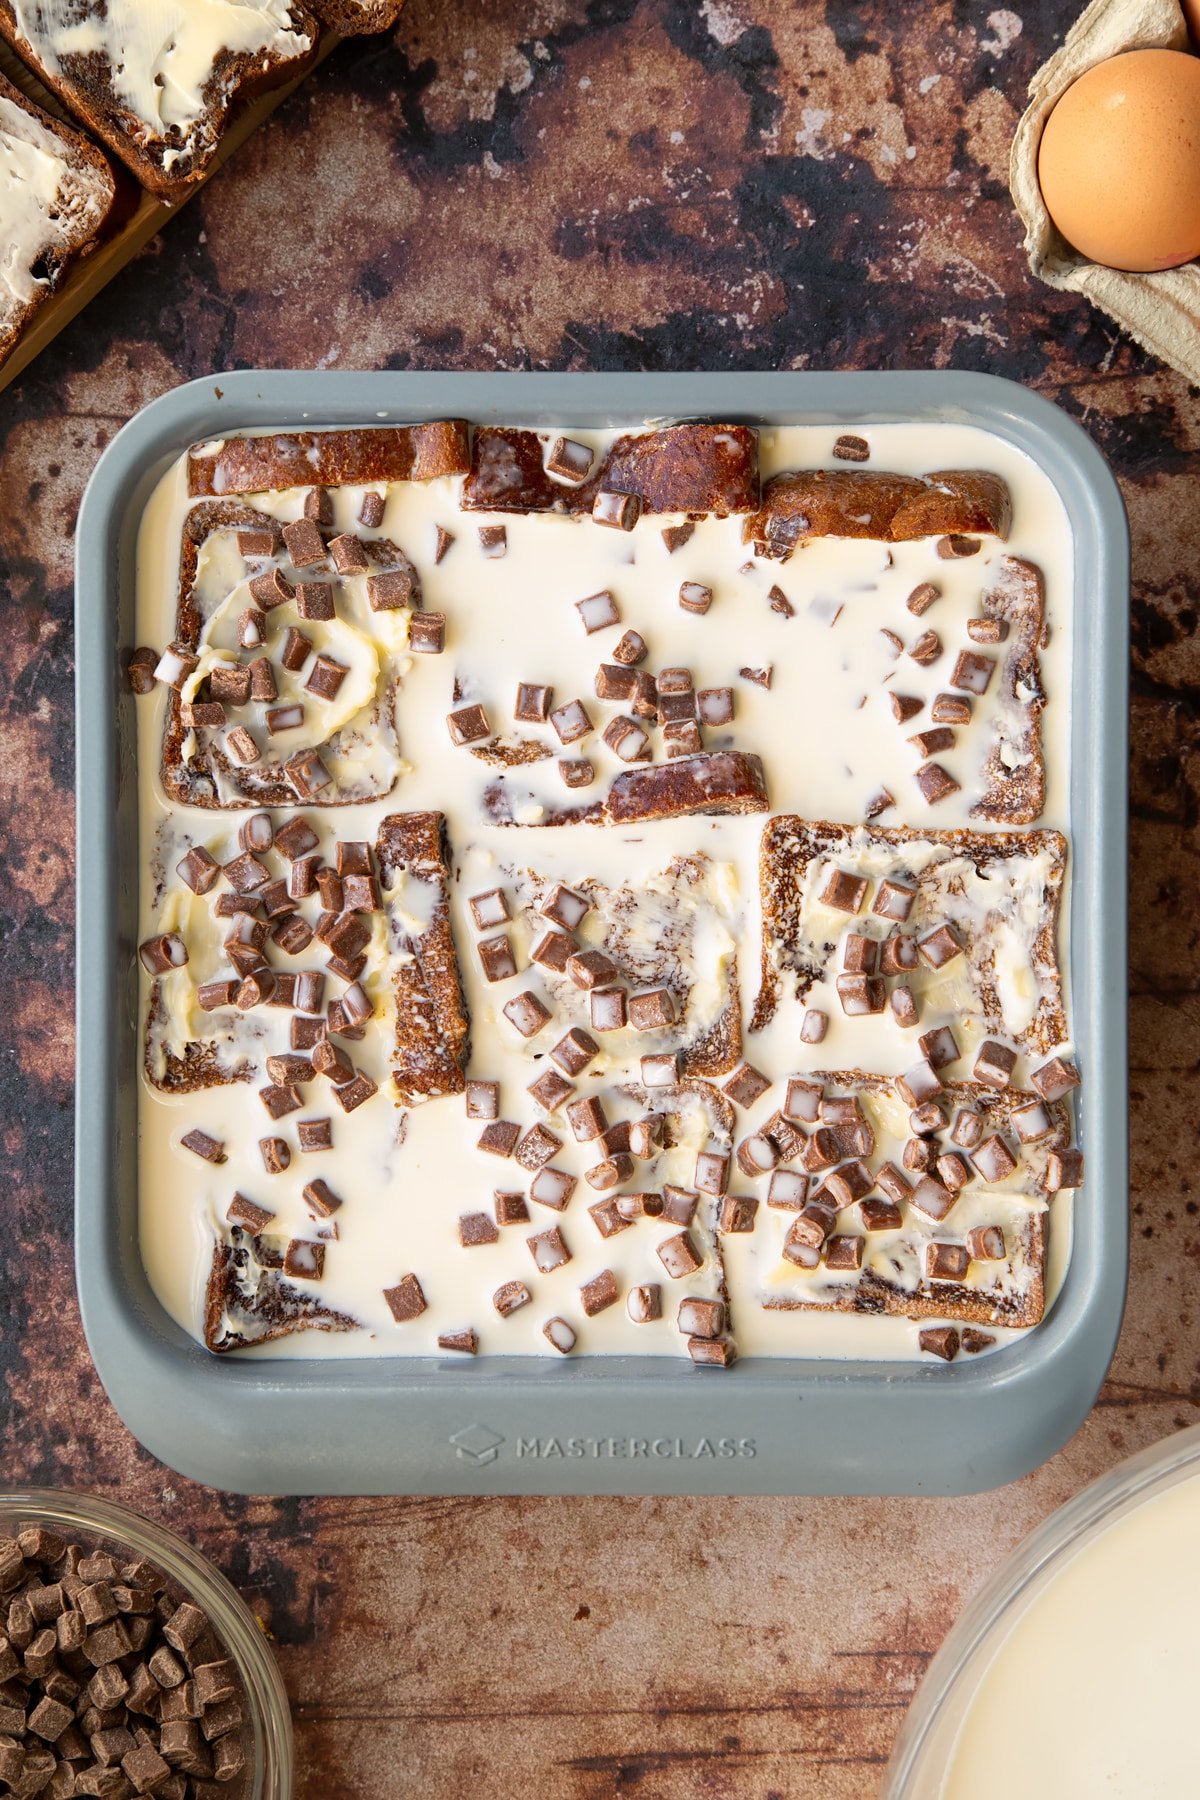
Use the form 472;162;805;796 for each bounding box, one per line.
75;371;1129;1497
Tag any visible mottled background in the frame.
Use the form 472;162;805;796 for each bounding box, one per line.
0;1;1193;1794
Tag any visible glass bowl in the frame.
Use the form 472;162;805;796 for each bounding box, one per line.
884;1420;1200;1795
0;1488;293;1798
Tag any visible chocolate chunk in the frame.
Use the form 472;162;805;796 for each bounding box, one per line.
679;580;713;615
282;517;326;568
409;611;446;654
800;1008;828;1044
138;934;188;977
906;581;940;616
181;699;225;729
657;1231;702;1278
305;655;348;700
258;1082;300;1119
367;561;418;611
592;490;641;530
283;749;333;799
559;757;594;788
447;703;490;746
154;642;200;689
723;1062;770;1108
127;646;160;694
274;817;319;861
972;1134;1018;1182
465;1080;499;1121
259;1137;290;1175
180;1129;225;1165
576;589;620;635
937;534;980;559
298;1116;336;1159
890;692;923;725
833;433;870;462
333;1073;377;1113
767;582;794;618
546;437;593;481
477;1120;521;1158
974;1040;1017;1089
384;1275;427;1323
836;973;886;1015
589;987;627;1031
662;522;695;552
438;1330;478;1355
549;698;593;745
527;1167;575;1212
908;630;942;667
327;532;368;575
1047;1148;1084;1190
951;649;996;694
931;691;972;724
284;1240;325;1281
493;1280;532;1318
611;629;648;666
197;980;238;1011
694;1150;730;1196
819;868;868;913
515;1124;562;1172
550;1028;599;1075
527;1069;574;1115
919;1326;960;1361
926;1242;970;1281
566;1096;608;1143
1031;1056;1081;1102
580;1269;620;1315
917;923;962;968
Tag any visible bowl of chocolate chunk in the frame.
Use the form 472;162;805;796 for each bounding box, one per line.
0;1490;292;1798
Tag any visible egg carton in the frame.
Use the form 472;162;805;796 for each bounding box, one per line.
1011;0;1200;381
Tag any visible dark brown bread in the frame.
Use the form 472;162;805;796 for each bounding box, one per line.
310;0;408;31
160;499;403;810
752;815;1068;1054
376;811;471;1104
0;1;320;199
743;466;1012;558
761;1072;1068;1329
972;555;1048;825
187;421;471;495
483;750;770;828
463;423;760;516
0;70;117;369
204;1229;358;1352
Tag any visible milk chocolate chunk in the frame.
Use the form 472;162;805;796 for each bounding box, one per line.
284;1240;325;1282
832;433;870;463
628;987;676;1029
837;973;886;1016
543;1317;578;1355
603;716;650;762
951;649;996;695
972;1134;1018;1183
478;1120;521;1159
551;1028;599;1075
493;1280;532;1318
226;1194;273;1233
529;930;575;974
181;700;226;729
431;524;456;565
559;757;594;788
550;698;593;745
154;642;200;690
766;582;794;620
576;589;620;634
239;605;268;647
897;1060;942;1108
197;979;238;1011
503;991;552;1038
936;1152;971;1193
526;1167;574;1212
824;1233;865;1272
259;1137;290;1175
611;630;649;669
333;1073;378;1114
127;646;160;694
566;949;617;991
312;1038;354;1084
910;1175;955;1222
138;934;188;976
358;491;386;529
860;1195;903;1232
722;1062;770;1109
282;517;326;568
329;532;370;575
493;1193;529;1228
767;1170;806;1214
1012;1099;1054;1144
592;490;641;530
515;681;553;722
248;566;295;611
843;934;878;974
337;841;374;877
306;655;348;700
586;1152;635;1192
915;760;959;805
826;1160;873;1208
589;1197;633;1239
819;868;868;914
1046;1148;1084;1190
579;1270;620;1317
679;580;713;614
664;720;703;760
909;727;956;759
181;1130;225;1165
406;610;445;656
890;693;923;726
662;522;695;552
801;1009;828;1043
965;1224;1005;1263
694;1149;730;1195
589;987;626;1032
384;1275;427;1322
967;615;1007;644
1030;1056;1081;1103
905;581;940;617
478;934;518;983
447;703;490;746
366;560;418;611
657;1231;703;1278
937;534;980;559
974;1040;1017;1089
273;817;318;861
477;524;508;560
515;1124;562;1172
909;1102;946;1135
908;630;942;666
917;922;962;969
902;1137;931;1173
459;1212;500;1248
926;1241;970;1281
688;1336;735;1367
295;581;335;623
465;1080;500;1120
303;487;333;527
302;1179;342;1220
283;749;332;799
919;1026;961;1069
931;691;972;725
546;436;593;481
919;1326;960;1361
524;1225;571;1275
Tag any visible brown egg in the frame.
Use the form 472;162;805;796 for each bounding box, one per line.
1038;49;1200;272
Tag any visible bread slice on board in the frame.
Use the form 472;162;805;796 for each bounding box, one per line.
0;69;116;369
204;1228;359;1352
743;467;1012;558
463;423;760;516
0;0;320;199
376;811;472;1106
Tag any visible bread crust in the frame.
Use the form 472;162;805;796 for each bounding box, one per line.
972;555;1048;825
462;423;760;516
309;0;407;32
376;811;471;1105
204;1230;359;1352
743;466;1012;559
0;1;320;199
483;750;770;828
0;70;117;369
187;421;471;496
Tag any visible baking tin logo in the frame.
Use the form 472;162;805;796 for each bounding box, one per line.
449;1424;505;1466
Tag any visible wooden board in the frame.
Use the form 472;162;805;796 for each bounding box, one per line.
0;31;341;394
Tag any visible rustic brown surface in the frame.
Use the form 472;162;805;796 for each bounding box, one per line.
0;1;1192;1793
